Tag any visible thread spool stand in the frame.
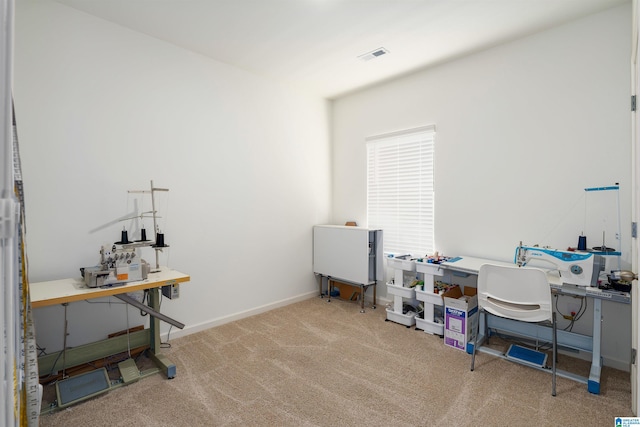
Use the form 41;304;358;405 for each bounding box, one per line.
584;184;622;271
127;180;169;272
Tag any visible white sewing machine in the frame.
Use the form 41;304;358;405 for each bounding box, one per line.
81;245;150;288
514;244;605;287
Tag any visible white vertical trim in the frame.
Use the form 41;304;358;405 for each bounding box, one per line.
632;0;639;416
1;0;12;194
0;0;16;425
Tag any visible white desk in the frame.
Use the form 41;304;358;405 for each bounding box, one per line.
32;267;190;381
437;256;629;394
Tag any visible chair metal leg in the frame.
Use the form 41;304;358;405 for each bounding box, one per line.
552;312;557;396
471;309;486;371
470;310;479;371
484;310;490;346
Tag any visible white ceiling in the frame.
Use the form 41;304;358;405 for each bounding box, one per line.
53;0;628;99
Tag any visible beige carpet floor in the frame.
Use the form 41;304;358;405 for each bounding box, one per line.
38;296;633;426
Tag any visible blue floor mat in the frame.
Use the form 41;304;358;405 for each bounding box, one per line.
505;344;547;368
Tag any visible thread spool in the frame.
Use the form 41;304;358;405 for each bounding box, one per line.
135;228;150;242
153;232;168;248
115;228;132;244
577;235;587;251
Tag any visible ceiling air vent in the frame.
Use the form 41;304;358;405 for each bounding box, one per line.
358;47;389;62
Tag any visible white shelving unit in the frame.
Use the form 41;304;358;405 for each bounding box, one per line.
414;260;445;335
385;256;417;327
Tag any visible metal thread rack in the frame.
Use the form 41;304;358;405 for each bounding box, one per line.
584;184;621;271
125;180;169;271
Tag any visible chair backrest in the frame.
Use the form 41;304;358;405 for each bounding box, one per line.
477;263;552;323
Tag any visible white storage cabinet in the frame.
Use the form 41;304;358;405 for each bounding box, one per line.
415;260;445;335
385;256;418;327
313;225;383;312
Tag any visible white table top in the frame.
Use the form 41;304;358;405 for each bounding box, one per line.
441;255;514;274
30;267;190;308
439;255;628;302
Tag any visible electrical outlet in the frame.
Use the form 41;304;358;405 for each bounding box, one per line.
566;296;584;317
162;284;179;299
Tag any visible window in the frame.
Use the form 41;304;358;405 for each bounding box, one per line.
366;125;435;256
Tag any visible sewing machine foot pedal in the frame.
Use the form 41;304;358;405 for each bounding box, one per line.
118;358;141;384
505;344;547;368
55;368;111;408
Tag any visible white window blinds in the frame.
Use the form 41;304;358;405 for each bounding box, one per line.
366;125;435;256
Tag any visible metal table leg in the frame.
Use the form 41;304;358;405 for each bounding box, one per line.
588;298;602;394
147;288;177;379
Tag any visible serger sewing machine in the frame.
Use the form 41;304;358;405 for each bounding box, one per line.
80;245;150;288
514;243;605;287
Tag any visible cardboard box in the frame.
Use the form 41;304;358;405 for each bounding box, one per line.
330;280;362;301
443;286;478;352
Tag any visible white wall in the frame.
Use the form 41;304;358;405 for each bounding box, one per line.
14;1;331;352
332;4;632;369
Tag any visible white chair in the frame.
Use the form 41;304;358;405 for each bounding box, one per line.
470;263;557;396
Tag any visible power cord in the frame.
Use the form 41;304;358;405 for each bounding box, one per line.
553;294;587;332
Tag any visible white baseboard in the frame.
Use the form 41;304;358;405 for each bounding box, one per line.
162;290;318;341
560;349;631;372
